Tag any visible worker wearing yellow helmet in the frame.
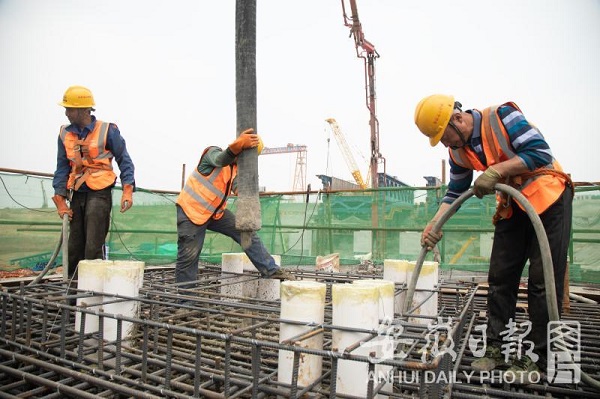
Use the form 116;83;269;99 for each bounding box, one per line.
415;94;573;383
52;85;136;279
58;85;96;109
175;128;295;296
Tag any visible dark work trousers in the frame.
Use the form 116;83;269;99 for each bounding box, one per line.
68;187;113;278
175;205;279;290
486;187;573;363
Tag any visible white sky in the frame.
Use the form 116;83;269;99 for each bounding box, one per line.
1;0;599;192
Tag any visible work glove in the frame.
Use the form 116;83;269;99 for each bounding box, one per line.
120;184;134;213
421;219;443;250
473;166;502;199
52;194;73;220
228;128;259;155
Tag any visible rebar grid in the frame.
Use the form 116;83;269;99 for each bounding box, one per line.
1;266;599;398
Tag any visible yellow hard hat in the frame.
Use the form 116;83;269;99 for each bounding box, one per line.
58;85;95;108
414;94;455;146
257;135;264;155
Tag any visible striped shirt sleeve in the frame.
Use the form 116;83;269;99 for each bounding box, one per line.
497;105;553;170
442;157;473;204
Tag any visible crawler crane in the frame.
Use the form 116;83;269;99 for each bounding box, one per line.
325;118;367;189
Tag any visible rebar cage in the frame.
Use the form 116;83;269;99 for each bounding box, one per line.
1;266;599;398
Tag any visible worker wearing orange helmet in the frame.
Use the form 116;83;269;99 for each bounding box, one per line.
53;85;136;278
414;94;573;383
175;129;294;293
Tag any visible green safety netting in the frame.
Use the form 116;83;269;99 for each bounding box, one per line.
1;171;598;283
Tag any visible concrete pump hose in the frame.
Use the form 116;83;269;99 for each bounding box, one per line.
61;213;69;281
27;213;69;286
403;183;600;390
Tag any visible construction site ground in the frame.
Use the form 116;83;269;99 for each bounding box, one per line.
1;263;599;398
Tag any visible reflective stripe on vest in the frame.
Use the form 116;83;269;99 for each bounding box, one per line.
60;121;116;190
449;103;566;214
449;103;520;170
176;164;236;225
183;169;225;214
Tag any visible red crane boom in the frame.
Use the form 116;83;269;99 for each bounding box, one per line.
340;0;385;188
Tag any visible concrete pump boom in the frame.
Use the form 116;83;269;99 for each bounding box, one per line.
340;0;385;188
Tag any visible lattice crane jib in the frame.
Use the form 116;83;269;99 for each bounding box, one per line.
261;144;308;191
325;118;367;189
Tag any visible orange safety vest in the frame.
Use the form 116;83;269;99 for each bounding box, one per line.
60;120;117;191
449;102;569;216
176;152;237;225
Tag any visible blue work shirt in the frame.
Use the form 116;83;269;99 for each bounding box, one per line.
53;115;136;196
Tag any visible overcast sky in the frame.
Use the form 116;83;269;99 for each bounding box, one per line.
1;0;599;192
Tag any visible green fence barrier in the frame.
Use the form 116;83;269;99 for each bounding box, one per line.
1;171;598;283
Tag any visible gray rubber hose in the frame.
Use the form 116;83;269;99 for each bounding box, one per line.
27;214;69;286
403;183;600;390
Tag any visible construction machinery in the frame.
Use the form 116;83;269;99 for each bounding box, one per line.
261;143;307;191
340;0;385;188
340;0;386;258
325;118;367;189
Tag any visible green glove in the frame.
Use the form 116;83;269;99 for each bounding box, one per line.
473;166;502;198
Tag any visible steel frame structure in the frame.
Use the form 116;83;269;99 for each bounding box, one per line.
1;266;599;398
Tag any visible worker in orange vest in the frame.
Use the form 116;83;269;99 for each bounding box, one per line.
175;128;296;293
53;86;136;278
415;94;573;384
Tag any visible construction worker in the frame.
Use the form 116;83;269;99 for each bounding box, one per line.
53;85;136;278
414;94;573;383
175;129;296;290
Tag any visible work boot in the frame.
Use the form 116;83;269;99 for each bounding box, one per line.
471;344;509;372
504;355;541;385
269;268;297;281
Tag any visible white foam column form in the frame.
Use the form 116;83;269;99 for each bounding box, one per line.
278;281;326;389
257;279;280;301
239;253;259;298
383;259;410;317
75;259;111;333
221;253;246;301
102;261;145;342
406;261;439;325
114;259;145;330
113;260;145;292
353;279;395;397
332;283;380;397
353;280;395;322
257;255;281;301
